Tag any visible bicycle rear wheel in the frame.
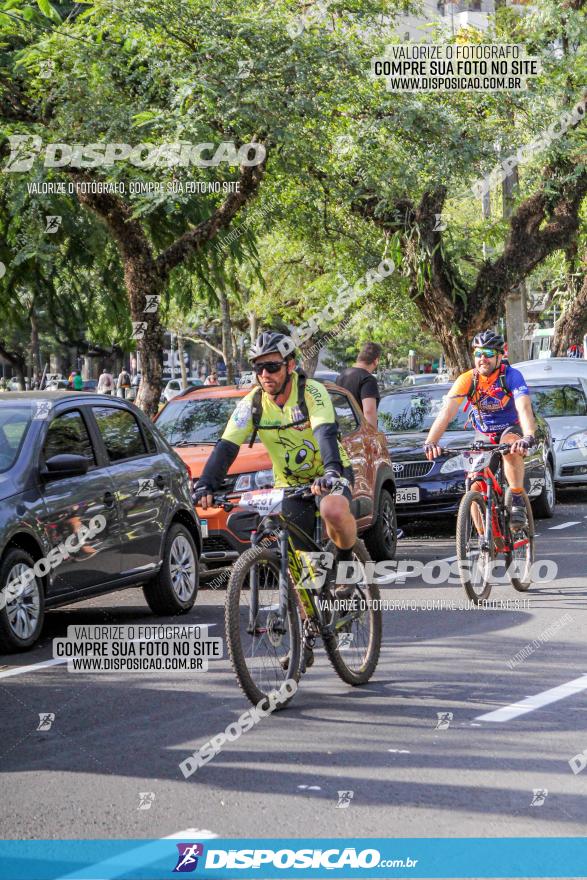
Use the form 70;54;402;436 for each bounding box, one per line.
456;491;493;604
225;545;301;708
322;540;382;685
505;489;535;591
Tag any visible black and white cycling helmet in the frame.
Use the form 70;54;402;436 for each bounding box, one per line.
472;329;505;352
249;331;295;362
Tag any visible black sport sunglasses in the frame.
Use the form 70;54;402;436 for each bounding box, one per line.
253;360;288;375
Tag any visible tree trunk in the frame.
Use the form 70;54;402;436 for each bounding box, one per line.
177;333;188;387
125;260;165;417
300;342;319;377
218;286;236;383
70;158;266;413
248;311;258;344
552;269;587;355
30;311;41;375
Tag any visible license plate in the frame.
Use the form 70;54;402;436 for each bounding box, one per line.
396;487;420;504
199;519;208;538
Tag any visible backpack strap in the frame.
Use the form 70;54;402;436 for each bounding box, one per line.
463;363;512;430
248;386;264;448
247;373;311;447
497;363;512;402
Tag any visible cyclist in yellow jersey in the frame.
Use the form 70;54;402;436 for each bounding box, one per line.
194;332;358;612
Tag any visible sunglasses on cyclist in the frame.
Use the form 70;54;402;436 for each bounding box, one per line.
253;360;288;374
473;348;500;359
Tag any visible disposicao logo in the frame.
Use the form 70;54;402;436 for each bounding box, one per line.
173;843;204;873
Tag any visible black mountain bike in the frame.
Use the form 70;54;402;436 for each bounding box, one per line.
214;485;382;708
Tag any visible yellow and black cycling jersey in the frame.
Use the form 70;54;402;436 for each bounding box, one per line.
215;372;350;488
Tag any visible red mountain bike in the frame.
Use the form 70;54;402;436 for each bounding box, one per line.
447;441;535;604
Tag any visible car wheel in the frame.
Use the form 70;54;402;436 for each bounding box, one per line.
143;523;199;615
363;488;397;561
532;460;555;519
0;549;45;653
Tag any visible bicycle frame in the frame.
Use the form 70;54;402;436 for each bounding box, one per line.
466;458;510;554
248;507;358;641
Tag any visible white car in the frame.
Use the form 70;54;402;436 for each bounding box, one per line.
402;374;439;387
162;378;203;402
515;359;587;486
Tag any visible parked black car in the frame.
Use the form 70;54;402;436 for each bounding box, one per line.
378;383;556;523
0;393;201;653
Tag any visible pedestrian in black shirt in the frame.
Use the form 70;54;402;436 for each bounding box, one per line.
336;342;381;428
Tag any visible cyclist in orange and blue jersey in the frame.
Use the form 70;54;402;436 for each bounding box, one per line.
423;330;537;527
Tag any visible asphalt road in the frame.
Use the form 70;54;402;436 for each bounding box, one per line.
1;487;587;842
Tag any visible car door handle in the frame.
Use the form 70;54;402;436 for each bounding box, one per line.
103;491;115;508
155;474;166;489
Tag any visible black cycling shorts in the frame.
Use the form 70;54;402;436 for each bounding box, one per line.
282;465;355;549
474;424;522;446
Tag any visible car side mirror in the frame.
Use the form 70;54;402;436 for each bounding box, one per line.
41;454;89;479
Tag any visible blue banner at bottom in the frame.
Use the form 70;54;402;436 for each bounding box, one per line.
0;837;585;880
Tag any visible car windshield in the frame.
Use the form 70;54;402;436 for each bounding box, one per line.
156;395;246;445
528;383;587;417
0;405;33;472
378;388;468;433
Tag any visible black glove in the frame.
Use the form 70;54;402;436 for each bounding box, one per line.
193;483;212;505
312;470;341;493
516;435;536;451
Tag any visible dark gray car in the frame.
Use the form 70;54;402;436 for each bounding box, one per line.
0;392;201;653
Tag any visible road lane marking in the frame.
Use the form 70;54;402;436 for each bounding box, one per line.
476;673;587;722
56;828;218;879
0;658;65;679
548;521;581;530
0;625;217;679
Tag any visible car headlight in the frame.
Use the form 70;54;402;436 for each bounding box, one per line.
234;469;275;491
440;453;465;474
562;431;587;451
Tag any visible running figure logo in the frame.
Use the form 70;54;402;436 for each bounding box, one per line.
337;790;354;808
173;843;204;873
530;788;548;806
137;792;155;810
435;712;453;730
37;713;55;731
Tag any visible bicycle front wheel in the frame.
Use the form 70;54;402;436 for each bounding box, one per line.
505;489;535;592
323;540;382;685
225;545;301;708
456;491;493;604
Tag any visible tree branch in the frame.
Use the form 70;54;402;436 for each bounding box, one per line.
155;155;267;276
183;335;225;359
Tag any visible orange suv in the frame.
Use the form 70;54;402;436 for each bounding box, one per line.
155;383;396;578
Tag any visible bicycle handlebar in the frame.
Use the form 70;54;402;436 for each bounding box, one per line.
443;441;516;456
194;483;316;511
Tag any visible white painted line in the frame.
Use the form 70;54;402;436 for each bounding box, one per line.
388;748;410;753
548;521;581;530
167;828;219;839
297;784;321;790
476;673;587;723
0;625;217;679
0;658;66;679
57;828;218;879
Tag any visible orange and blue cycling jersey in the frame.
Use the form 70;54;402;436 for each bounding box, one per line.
448;365;530;433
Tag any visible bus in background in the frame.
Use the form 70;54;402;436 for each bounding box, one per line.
528;328;587;360
529;328;554;360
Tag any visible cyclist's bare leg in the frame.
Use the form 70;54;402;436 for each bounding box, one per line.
319;495;356;550
470;497;485;536
501;431;525;492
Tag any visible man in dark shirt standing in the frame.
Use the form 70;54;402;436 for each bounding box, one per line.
336;342;381;428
